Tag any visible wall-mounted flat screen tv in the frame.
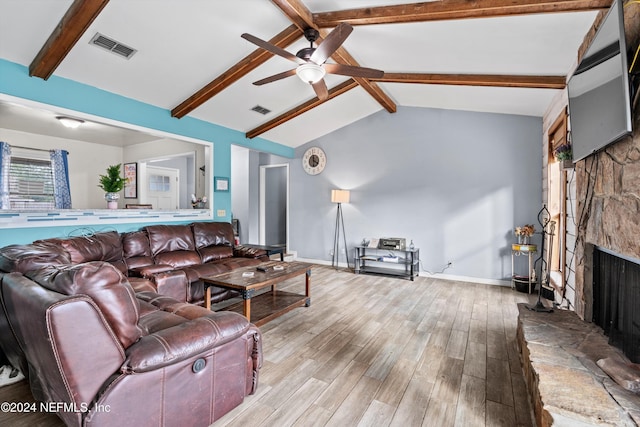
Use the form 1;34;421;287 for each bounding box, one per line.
567;0;632;163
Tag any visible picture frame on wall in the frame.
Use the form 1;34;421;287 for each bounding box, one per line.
214;176;229;192
124;163;137;198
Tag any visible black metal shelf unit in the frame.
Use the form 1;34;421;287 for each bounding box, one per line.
354;246;419;281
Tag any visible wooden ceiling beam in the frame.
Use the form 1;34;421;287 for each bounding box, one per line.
29;0;109;80
320;30;396;113
271;0;397;114
171;24;301;119
372;73;567;89
246;79;359;139
313;0;612;27
270;0;317;31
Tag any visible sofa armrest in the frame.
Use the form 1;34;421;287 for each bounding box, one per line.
234;245;267;259
123;314;249;373
130;264;174;277
148;270;188;301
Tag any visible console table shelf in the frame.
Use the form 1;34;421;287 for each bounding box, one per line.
354;246;419;281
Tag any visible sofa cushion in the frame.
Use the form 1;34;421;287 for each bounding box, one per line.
38;232;126;274
154;251;202;269
0;243;69;273
122;231;154;270
145;224;196;255
26;262;142;348
192;221;234;249
199;246;234;263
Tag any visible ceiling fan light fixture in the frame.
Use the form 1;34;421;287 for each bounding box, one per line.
296;63;325;84
56;116;85;129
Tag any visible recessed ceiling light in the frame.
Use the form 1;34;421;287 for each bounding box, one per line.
56;116;85;129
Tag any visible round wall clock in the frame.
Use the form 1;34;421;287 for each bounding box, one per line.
302;146;327;175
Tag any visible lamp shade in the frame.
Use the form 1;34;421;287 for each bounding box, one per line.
331;189;350;204
296;63;326;84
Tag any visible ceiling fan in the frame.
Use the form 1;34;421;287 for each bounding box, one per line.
241;23;384;101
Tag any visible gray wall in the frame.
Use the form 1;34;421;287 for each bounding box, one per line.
281;106;543;281
264;166;287;245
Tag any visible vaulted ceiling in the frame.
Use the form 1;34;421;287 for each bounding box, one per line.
0;0;608;148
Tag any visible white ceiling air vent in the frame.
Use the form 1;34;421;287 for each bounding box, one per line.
251;105;271;115
90;33;137;59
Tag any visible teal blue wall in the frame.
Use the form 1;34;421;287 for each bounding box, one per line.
0;59;294;246
0;222;193;247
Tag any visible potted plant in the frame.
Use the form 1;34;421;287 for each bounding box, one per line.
554;143;573;169
514;224;535;245
98;164;126;209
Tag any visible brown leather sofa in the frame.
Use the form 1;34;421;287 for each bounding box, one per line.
0;262;262;426
0;221;267;426
0;221;268;306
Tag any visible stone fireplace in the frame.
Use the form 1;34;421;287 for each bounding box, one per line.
517;7;640;426
592;247;640;363
573;108;640;325
570;0;640;325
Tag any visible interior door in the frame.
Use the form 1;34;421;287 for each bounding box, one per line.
144;166;179;209
259;164;289;247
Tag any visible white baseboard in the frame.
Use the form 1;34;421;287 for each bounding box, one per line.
428;273;511;287
292;256;511;287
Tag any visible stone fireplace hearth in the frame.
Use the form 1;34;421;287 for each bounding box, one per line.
517;304;640;426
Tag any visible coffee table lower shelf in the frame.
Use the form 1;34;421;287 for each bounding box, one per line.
222;290;309;327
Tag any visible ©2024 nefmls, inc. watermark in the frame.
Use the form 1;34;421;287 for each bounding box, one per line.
1;401;111;414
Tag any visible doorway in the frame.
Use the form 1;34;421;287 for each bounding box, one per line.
143;165;179;209
260;164;289;248
137;151;199;209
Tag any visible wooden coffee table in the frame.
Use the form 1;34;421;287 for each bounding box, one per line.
202;261;311;326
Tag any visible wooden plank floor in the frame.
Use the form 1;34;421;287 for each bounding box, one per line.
0;266;536;426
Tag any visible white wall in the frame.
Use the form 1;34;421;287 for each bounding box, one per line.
0;128;123;208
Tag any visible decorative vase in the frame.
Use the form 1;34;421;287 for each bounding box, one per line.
105;192;119;209
517;235;530;245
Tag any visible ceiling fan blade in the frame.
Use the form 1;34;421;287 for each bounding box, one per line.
253;69;297;86
310;23;353;65
323;63;384;79
241;33;306;65
312;79;329;101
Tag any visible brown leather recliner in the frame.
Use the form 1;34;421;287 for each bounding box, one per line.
0;262;262;427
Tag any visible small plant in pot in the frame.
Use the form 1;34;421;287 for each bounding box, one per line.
98;164;126;209
554;143;573;168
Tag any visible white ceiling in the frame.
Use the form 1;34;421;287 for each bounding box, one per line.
0;0;600;148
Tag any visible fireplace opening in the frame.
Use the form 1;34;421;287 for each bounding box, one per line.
593;247;640;363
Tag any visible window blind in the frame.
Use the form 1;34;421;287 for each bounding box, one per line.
8;156;55;210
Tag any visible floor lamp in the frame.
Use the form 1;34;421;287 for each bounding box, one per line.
331;189;350;270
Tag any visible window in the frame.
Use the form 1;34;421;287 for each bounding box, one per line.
546;109;573;298
149;174;171;192
8;155;55;210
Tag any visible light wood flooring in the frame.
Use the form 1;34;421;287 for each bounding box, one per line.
0;266;536;426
